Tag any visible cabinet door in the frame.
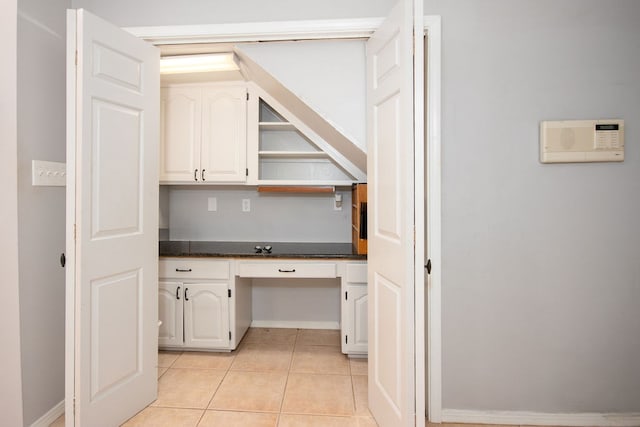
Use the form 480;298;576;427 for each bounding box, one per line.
346;284;368;354
200;86;247;182
160;86;201;182
159;281;184;347
183;282;230;349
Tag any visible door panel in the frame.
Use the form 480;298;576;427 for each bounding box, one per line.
160;86;201;182
67;9;159;426
159;281;184;347
366;1;417;426
184;283;230;349
200;86;247;182
91;100;141;237
348;284;369;353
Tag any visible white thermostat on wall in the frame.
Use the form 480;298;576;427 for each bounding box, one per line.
540;119;624;163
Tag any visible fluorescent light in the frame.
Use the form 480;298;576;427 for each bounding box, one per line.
160;53;239;74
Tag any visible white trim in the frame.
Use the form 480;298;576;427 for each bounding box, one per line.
125;18;384;45
413;2;426;427
65;9;78;427
250;320;340;330
424;15;443;424
442;409;640;427
29;400;64;427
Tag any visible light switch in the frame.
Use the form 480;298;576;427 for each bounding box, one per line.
242;199;251;212
207;197;217;211
32;160;66;186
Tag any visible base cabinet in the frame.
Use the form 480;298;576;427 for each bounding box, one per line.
158;258;250;351
344;284;368;354
159;281;230;349
341;262;369;355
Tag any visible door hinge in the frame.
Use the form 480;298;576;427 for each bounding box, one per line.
228;289;231;298
229;331;232;340
413;226;416;247
345;291;348;300
425;259;432;274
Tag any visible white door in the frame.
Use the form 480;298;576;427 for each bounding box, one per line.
200;85;248;182
66;9;159;426
366;0;418;425
160;86;202;182
184;283;230;348
159;281;185;347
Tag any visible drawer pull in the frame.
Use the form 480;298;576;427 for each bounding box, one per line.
176;286;181;300
175;268;192;272
184;288;189;301
278;268;296;273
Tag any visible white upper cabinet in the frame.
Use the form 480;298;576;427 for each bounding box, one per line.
160;83;247;184
200;86;248;182
160;86;201;182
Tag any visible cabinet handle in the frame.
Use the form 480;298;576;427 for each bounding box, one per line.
194;169;198;181
201;169;205;181
278;268;296;273
175;268;192;272
176;286;181;300
184;288;189;301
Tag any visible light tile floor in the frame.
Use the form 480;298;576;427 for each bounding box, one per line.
52;328;376;427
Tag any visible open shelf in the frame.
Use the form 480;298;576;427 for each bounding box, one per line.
258;150;329;159
258;122;296;131
256;98;357;184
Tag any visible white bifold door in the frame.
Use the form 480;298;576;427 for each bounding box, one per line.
366;0;422;426
66;9;159;427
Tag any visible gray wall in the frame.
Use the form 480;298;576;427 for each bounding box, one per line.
167;187;351;242
0;0;24;425
17;0;69;424
427;0;640;413
71;0;391;27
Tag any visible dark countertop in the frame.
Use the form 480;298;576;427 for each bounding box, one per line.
159;241;367;260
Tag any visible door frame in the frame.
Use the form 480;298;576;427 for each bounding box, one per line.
417;15;443;425
127;15;443;424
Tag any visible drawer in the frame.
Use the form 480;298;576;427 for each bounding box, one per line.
159;258;230;280
237;261;337;278
346;263;367;283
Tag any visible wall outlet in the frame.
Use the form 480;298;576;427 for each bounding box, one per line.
334;193;343;211
242;199;251;212
207;197;217;212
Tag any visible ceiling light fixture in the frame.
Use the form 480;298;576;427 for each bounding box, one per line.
160;53;239;74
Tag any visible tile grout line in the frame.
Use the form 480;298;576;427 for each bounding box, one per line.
275;328;299;425
202;350;237;415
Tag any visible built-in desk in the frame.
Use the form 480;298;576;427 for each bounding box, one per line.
158;242;367;356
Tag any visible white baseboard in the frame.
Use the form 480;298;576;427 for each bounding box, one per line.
250;320;339;330
442;409;640;427
30;400;64;427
